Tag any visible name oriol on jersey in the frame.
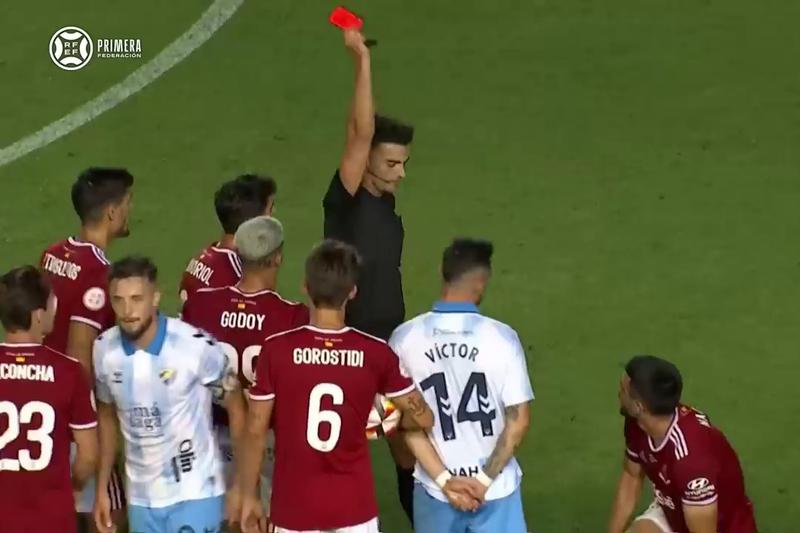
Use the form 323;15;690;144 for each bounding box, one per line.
43;253;81;280
0;363;55;382
186;259;213;285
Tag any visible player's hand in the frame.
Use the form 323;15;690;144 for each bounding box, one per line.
225;485;243;526
443;477;484;512
94;491;116;533
240;494;268;533
343;29;369;58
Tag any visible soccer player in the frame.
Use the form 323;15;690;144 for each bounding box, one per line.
0;266;98;533
390;239;534;532
609;355;758;533
182;215;308;499
238;240;434;533
40;167;133;524
322;28;417;522
92;256;246;533
179;174;277;305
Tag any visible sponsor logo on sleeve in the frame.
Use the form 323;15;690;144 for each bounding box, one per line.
686;477;716;500
83;287;106;311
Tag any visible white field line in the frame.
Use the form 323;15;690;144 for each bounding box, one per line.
0;0;245;168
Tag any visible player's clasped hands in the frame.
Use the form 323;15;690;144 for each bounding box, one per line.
93;491;117;533
443;476;488;512
240;493;269;533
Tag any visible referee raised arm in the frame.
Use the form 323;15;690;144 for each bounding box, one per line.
323;29;416;522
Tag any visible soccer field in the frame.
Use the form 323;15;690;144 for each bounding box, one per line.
2;1;800;531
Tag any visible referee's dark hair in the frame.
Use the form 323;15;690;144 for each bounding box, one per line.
71;167;134;224
214;174;277;234
0;266;51;332
372;115;414;147
441;238;494;284
625;355;683;415
305;240;361;309
109;255;158;284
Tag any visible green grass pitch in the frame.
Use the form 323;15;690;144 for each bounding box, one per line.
2;1;799;531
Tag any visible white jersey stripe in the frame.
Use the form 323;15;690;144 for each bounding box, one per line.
682;495;718;506
248;392;275;401
674;425;689;458
384;383;415;398
70;421;98;429
70;315;103;330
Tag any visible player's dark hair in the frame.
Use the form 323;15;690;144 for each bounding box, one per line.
0;266;51;332
109;255;158;283
214;174;277;234
372;115;414;147
71;167;134;224
442;238;494;283
305;240;361;308
625;355;683;415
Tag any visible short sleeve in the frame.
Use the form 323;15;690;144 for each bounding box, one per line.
379;344;415;398
198;337;231;388
180;294;195;324
323;170;356;240
71;268;113;331
500;332;535;407
673;451;719;507
249;339;275;401
70;365;98;429
93;340;113;404
623;417;642;463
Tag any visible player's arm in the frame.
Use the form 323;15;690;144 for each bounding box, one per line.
478;332;535;491
67;321;99;380
223;386;247;482
338;29;374;195
238;397;273;496
198;335;246;478
404;430;482;510
71;427;97;490
95;401;118;495
683;502;718;533
608;455;646;533
392;389;434;431
482;401;531;481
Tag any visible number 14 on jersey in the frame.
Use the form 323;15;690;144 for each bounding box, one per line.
420;372;496;441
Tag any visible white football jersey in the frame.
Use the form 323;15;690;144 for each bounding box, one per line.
389;301;534;502
94;315;229;507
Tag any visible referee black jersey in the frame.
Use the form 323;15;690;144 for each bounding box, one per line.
323;170;405;340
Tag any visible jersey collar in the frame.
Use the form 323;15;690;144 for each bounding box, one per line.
121;314;168;356
431;301;480;314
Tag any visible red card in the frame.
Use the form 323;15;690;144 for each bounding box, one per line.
329;6;363;30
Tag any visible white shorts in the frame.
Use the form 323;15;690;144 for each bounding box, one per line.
216;425;273;508
632;500;676;533
271;517;379;533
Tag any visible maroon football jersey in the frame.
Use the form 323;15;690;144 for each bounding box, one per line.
0;343;97;533
179;242;242;305
249;326;414;530
40;237;115;355
624;405;757;533
181;285;309;388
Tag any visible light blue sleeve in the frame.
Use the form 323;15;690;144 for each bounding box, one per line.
196;335;238;392
501;329;535;407
93;339;113;404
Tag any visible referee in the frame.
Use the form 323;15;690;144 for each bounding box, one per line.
323;29;416;523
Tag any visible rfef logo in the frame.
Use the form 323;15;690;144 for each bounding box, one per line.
49;26;93;71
